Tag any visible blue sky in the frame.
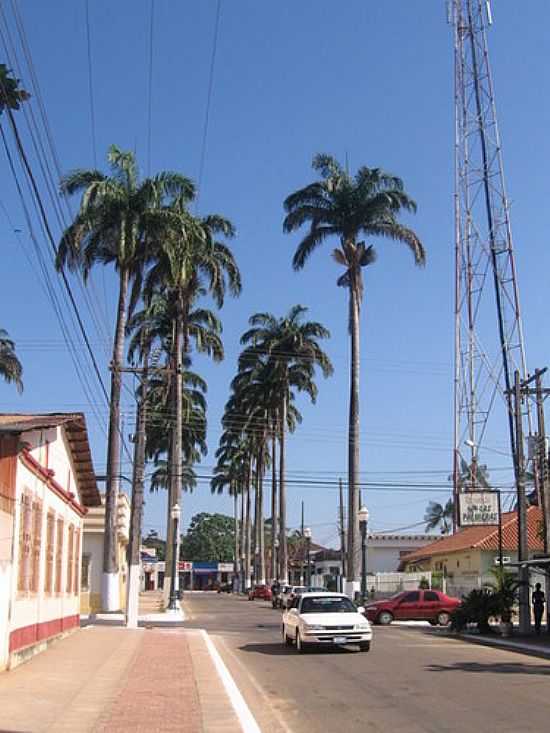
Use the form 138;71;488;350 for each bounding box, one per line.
1;1;549;546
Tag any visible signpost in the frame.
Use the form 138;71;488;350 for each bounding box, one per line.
459;490;503;571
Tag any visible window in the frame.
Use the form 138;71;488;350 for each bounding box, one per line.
401;592;420;603
55;518;64;593
456;560;460;568
301;596;355;614
66;525;74;593
44;511;55;594
17;493;32;592
73;528;80;595
424;591;439;602
81;553;91;592
30;499;43;593
0;436;17;514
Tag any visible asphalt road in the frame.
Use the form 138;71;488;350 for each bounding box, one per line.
184;592;550;733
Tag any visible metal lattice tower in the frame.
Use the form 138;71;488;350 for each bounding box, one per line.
451;0;530;525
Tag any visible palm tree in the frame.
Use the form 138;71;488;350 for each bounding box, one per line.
424;499;454;534
143;204;241;593
57;146;194;611
0;64;30;114
284;155;425;587
239;306;333;583
0;329;23;392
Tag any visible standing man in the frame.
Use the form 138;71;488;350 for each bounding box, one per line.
532;582;545;635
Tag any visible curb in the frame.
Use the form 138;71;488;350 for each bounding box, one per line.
446;631;550;661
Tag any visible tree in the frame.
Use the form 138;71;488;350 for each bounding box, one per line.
142;529;166;561
57;145;194;611
181;513;234;562
142;204;241;593
239;305;333;583
0;329;23;392
0;64;30;114
424;499;454;534
284;154;425;585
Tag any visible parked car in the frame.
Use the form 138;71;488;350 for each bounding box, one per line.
282;592;373;653
280;585;306;609
273;584;290;608
248;584;272;601
363;590;460;626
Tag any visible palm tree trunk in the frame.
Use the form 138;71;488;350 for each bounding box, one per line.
240;480;246;592
279;395;288;584
258;449;266;585
126;340;150;627
233;489;239;588
270;430;278;581
102;266;129;611
245;462;252;590
253;457;260;583
347;282;361;589
166;306;184;605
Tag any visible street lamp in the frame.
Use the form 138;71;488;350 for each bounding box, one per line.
303;527;312;586
167;503;180;611
358;506;369;601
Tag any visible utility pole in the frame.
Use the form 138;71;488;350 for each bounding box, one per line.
339;479;347;592
125;349;150;628
513;370;530;634
300;500;304;585
535;369;550;554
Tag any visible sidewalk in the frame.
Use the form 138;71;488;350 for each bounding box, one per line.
453;629;550;660
0;625;243;732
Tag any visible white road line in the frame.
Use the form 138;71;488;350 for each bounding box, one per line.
200;628;262;733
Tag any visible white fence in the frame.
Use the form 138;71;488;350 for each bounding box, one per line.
367;571;432;597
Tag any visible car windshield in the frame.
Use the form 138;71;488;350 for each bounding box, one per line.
306;587;325;592
301;597;356;614
292;587;306;593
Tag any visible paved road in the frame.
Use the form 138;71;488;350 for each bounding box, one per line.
184;592;550;733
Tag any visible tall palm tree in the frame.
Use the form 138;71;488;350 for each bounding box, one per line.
283;155;425;587
0;329;23;392
143;204;241;593
57;146;194;611
239;306;333;583
424;499;454;534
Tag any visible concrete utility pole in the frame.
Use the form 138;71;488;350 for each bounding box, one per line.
513;370;530;634
125;351;149;628
534;369;550;554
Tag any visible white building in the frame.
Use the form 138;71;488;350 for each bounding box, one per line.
312;534;435;587
0;414;100;670
80;492;130;614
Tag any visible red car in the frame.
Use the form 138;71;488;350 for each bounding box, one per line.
248;584;272;601
363;590;460;626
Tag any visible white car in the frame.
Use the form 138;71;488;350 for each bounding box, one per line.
282;592;373;653
280;585;306;609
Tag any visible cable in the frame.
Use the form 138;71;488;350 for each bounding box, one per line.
84;0;97;167
146;0;154;176
195;0;221;212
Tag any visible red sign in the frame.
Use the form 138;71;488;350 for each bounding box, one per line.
177;561;193;571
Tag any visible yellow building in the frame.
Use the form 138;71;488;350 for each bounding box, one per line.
399;506;544;594
80;492;130;614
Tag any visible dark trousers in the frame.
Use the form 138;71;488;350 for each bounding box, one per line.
533;604;544;633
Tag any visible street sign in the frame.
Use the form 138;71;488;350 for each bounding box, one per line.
218;562;233;573
459;491;499;525
177;561;193;571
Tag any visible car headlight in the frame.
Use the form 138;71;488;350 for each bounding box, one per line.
303;624;324;631
355;623;370;630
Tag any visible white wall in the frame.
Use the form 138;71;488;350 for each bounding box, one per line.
0;509;14;668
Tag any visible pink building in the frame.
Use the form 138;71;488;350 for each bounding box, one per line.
0;413;100;670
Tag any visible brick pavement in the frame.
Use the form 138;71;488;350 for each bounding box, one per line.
0;625;242;733
95;630;202;733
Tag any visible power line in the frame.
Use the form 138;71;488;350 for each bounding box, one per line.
84;0;97;167
195;0;221;212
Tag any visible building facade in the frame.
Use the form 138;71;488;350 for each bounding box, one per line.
80;492;130;614
0;414;100;670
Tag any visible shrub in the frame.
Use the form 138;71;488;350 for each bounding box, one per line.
418;577;430;590
450;588;499;634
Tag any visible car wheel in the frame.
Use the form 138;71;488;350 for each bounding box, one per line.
377;611;394;626
282;625;293;646
359;642;371;652
428;620;438;626
296;631;307;654
437;612;451;626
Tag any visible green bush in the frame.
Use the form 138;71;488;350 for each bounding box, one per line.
418;577;430;590
450;588;499;634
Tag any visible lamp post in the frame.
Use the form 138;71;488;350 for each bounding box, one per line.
304;527;312;586
274;537;280;582
358;506;369;601
168;503;180;611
